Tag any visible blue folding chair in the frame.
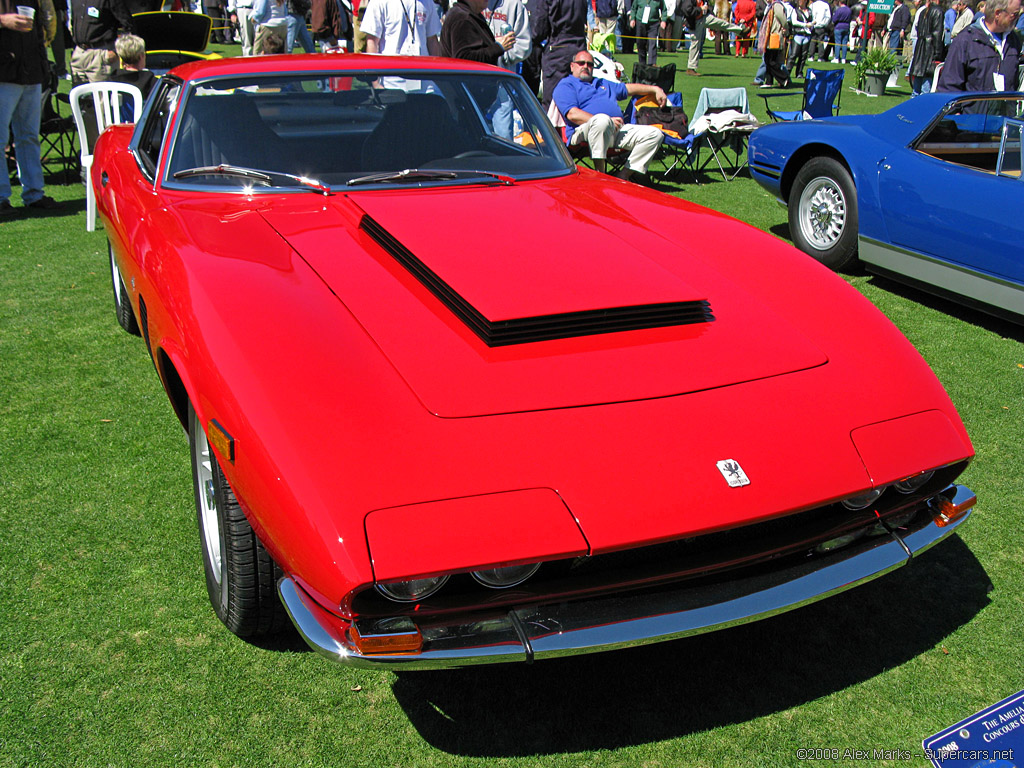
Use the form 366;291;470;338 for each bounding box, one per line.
761;67;844;122
626;92;691;179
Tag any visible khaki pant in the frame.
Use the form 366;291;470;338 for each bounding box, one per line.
571;116;664;174
70;47;116;86
353;7;367;53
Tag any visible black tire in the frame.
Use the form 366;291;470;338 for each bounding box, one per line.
188;402;289;638
109;241;141;336
788;156;859;271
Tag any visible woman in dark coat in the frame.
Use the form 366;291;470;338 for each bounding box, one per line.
907;0;945;94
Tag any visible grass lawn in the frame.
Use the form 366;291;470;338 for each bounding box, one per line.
1;44;1022;768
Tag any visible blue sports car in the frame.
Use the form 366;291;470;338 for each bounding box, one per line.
748;92;1024;324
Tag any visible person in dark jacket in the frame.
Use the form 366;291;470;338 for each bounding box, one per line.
310;0;350;49
888;0;910;56
69;0;134;84
530;0;587;106
937;0;1022;90
908;0;945;93
440;0;515;61
1;0;59;215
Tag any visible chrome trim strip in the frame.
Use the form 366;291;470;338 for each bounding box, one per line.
859;237;1024;316
279;485;973;670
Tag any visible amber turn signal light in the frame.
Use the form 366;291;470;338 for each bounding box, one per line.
207;419;235;463
931;491;977;527
351;618;423;655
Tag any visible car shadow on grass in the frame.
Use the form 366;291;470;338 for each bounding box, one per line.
392;535;990;757
866;273;1024;342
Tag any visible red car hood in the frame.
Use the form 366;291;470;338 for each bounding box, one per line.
261;180;827;417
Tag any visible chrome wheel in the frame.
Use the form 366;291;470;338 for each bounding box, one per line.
797;176;847;251
192;416;224;588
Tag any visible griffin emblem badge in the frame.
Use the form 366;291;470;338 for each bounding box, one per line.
716;460;750;488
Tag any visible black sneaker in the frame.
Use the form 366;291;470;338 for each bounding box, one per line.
0;200;15;218
27;195;60;210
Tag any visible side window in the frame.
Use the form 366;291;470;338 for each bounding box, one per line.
915;96;1024;174
133;80;181;179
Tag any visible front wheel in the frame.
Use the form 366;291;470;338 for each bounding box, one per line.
188;402;289;638
788;156;859;271
109;241;140;336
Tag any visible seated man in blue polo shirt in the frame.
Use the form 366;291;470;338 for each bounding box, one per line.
553;49;668;180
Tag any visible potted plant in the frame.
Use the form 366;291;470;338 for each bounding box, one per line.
855;47;900;95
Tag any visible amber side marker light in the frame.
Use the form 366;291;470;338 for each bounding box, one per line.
931;491;977;527
351;618;423;655
208;419;235;464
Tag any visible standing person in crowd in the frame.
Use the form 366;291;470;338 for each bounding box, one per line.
943;0;956;43
110;32;153;96
629;0;668;64
361;0;441;54
592;0;616;42
830;0;851;60
907;0;944;93
530;0;586;106
950;0;974;36
1;0;60;217
757;0;790;83
937;0;1020;89
712;0;729;51
887;0;909;55
787;0;811;72
807;0;830;60
233;0;257;53
680;0;707;72
311;0;350;50
285;0;315;51
439;0;514;60
252;0;289;52
205;0;232;43
69;0;133;84
50;0;69;77
483;0;531;66
734;0;755;54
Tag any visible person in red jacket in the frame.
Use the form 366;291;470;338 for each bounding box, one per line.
734;0;755;56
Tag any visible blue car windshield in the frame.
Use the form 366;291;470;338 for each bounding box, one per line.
164;71;574;190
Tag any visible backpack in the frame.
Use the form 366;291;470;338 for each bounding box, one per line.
631;62;677;94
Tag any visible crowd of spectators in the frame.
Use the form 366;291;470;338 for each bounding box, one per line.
4;0;1024;213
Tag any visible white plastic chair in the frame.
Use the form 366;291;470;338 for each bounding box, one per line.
69;82;144;232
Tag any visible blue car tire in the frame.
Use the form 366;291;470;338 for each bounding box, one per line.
789;156;859;272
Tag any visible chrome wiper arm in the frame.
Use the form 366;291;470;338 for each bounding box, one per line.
347;169;459;186
172;164;332;194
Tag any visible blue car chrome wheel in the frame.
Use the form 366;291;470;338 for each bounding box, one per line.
789;157;859;271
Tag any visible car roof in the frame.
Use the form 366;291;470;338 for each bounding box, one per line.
167;54;506;82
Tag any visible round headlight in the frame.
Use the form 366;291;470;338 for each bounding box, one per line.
894;471;934;494
472;562;541;589
375;575;449;603
841;488;884;510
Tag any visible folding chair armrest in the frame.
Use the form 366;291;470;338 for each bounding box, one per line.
758;91;803;101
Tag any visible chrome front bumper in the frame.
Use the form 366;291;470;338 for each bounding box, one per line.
278;484;974;670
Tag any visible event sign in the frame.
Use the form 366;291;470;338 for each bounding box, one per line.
868;0;895;12
923;689;1024;767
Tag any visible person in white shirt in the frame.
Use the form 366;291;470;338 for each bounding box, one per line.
808;0;831;59
361;0;441;55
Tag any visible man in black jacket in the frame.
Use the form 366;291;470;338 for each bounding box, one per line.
1;0;59;215
530;0;587;106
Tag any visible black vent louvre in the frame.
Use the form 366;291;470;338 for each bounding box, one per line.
361;216;714;347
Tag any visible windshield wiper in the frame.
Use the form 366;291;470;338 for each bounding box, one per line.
172;164;332;194
346;168;514;186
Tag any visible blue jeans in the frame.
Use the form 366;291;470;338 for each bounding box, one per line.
833;28;849;61
287;14;316;53
0;82;45;206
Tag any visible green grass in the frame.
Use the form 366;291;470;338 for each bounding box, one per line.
2;47;1023;768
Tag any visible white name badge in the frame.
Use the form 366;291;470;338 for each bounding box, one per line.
642;5;651;23
87;5;99;16
994;72;1005;91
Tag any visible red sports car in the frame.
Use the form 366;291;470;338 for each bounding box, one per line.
94;54;976;669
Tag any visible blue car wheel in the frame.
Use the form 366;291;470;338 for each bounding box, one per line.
789;157;859;271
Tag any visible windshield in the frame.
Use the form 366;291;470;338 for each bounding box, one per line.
164;71;574;190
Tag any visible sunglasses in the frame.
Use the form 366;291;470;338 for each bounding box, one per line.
573;60;595;66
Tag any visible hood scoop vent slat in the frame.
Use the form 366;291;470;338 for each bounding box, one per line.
361;215;714;347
